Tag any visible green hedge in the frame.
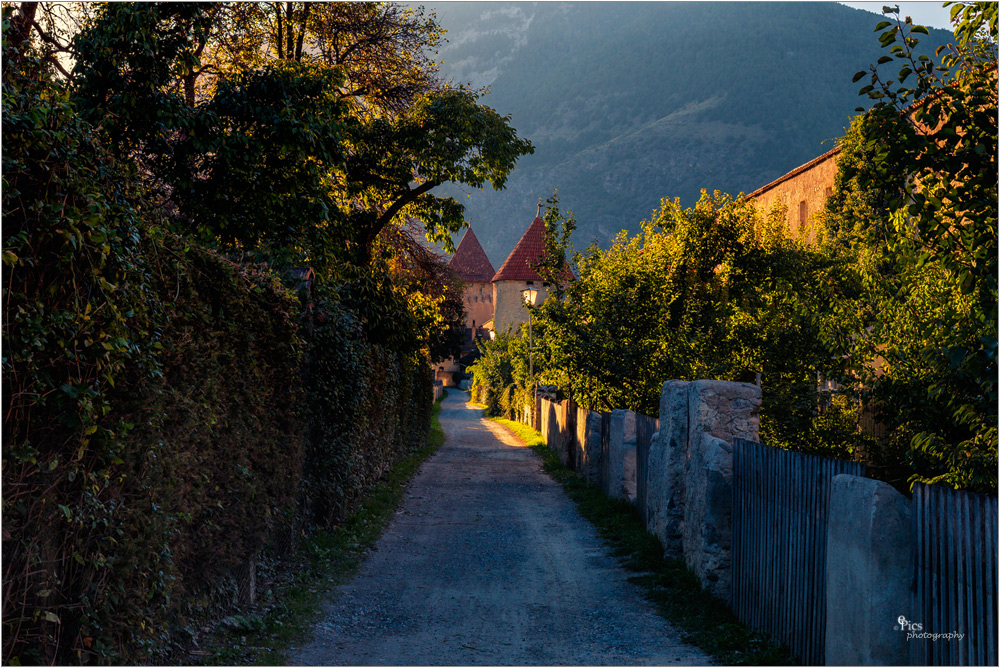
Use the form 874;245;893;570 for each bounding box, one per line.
2;51;434;664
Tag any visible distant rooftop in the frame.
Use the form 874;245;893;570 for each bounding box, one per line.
449;227;495;283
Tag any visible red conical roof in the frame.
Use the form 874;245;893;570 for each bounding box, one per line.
492;216;573;283
448;227;495;283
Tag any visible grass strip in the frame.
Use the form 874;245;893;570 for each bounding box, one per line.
490;416;795;666
199;392;448;665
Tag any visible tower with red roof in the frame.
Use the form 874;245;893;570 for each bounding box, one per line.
448;227;496;343
491;209;573;333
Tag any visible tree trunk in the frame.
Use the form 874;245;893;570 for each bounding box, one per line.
183;73;196;107
285;2;295;60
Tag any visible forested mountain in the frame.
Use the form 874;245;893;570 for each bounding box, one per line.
424;2;953;264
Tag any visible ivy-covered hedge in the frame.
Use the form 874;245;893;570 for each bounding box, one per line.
2;48;434;665
301;292;432;526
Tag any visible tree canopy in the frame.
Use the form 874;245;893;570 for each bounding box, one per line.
64;1;532;269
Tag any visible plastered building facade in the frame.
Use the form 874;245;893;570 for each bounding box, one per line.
747;146;840;245
491;215;573;334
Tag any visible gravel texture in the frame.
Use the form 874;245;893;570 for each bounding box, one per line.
289;392;711;666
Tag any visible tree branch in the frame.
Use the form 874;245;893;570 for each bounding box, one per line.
366;180;441;252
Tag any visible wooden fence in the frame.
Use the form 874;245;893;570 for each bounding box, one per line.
731;438;866;665
912;482;998;666
634;413;659;523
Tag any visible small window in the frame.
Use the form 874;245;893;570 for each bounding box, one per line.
825;187;833;199
798;200;808;232
525;280;534;286
543;282;550;287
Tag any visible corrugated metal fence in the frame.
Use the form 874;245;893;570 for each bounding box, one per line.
731;438;866;665
634;413;659;523
912;482;998;666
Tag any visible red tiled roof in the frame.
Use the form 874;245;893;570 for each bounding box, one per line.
492;217;574;283
448;227;495;283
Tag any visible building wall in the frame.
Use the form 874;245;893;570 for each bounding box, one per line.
462;280;494;331
749;150;839;245
492;279;555;334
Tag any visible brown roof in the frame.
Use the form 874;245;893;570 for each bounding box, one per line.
448;227;495;283
746;146;841;200
492;216;574;283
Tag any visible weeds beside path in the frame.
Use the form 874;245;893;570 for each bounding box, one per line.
490;415;795;666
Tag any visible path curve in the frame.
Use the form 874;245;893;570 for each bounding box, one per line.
290;392;710;666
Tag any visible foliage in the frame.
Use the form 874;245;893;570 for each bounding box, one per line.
527;192;863;457
69;2;533;269
842;3;997;492
379;222;466;364
300;282;432;527
179;60;350;267
2;22;174;661
2;4;451;662
467;330;534;419
204;2;444;116
201;393;448;666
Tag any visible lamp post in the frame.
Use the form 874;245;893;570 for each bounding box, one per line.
522;288;538;428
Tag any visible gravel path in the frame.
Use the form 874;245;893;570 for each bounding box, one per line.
290;391;711;666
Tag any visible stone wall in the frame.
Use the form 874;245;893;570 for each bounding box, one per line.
826;475;913;666
528;379;958;666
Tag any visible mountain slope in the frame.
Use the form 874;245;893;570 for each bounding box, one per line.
423;2;952;264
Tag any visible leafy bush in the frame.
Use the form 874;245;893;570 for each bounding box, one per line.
2;25;436;663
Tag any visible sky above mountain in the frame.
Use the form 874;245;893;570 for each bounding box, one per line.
839;2;954;29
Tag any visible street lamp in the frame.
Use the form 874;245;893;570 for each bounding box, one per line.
522;288;538;428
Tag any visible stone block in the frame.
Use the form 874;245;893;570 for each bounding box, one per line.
644;381;690;557
573;406;586;472
682;380;760;602
544;400;558;455
683;435;734;602
556;401;572;467
582;410;603;486
623;443;637;503
826;474;913;666
607;409;636;499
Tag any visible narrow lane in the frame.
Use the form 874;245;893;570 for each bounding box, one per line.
290;391;710;666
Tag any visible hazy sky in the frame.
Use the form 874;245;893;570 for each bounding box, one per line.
839;2;955;30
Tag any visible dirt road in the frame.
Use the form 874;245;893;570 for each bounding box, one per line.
290;391;710;666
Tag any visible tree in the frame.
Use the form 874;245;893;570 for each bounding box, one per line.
844;2;997;491
208;2;444;116
69;3;533;270
531;192;862;456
